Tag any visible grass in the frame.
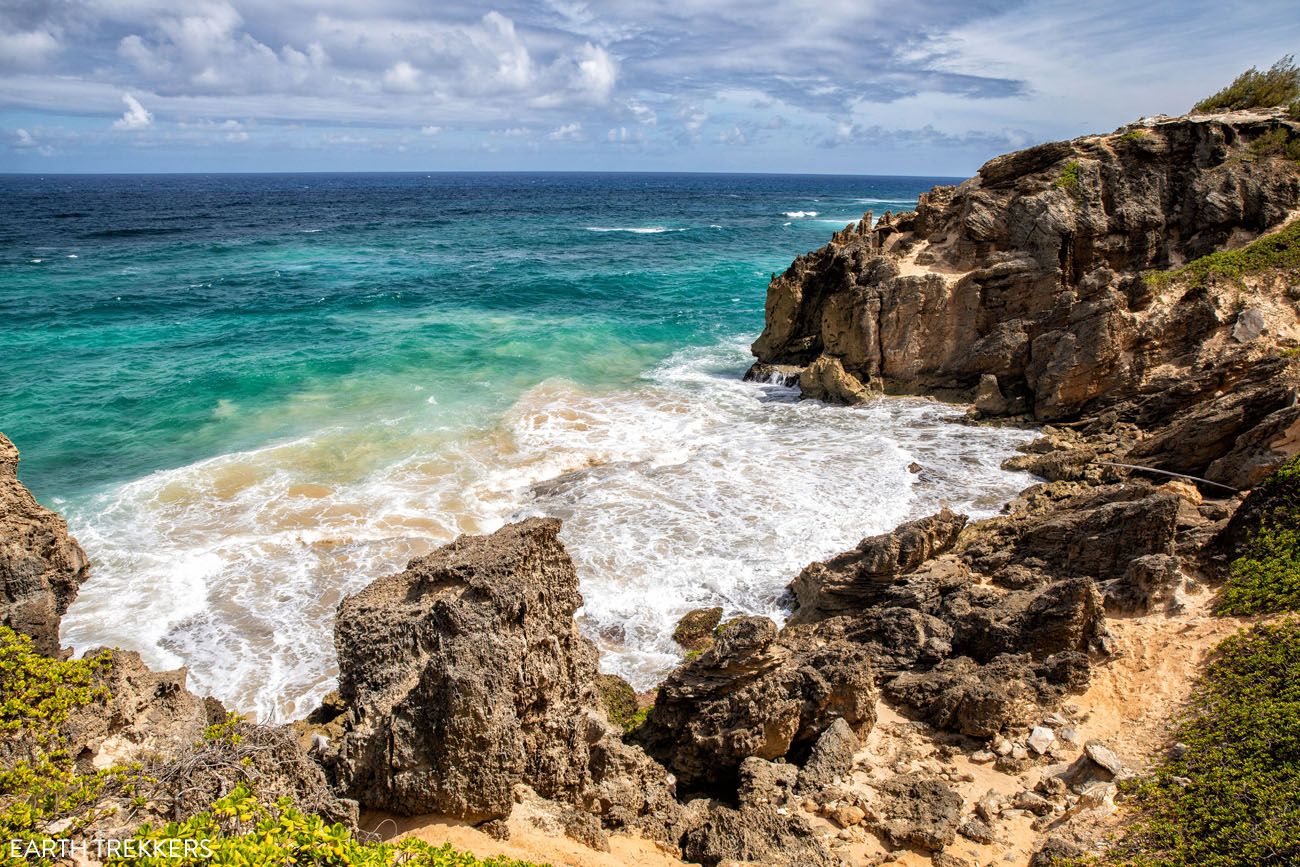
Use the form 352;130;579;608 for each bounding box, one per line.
1143;217;1300;291
1082;620;1300;866
0;626;547;866
1193;55;1300;113
1217;454;1300;615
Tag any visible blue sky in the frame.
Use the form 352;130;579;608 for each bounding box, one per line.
1;0;1297;175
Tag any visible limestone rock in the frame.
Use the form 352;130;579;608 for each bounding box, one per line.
796;717;859;793
865;774;963;851
885;653;1091;737
0;433;90;656
681;803;838;867
798;354;875;405
752;110;1300;426
789;509;967;622
635;616;876;793
324;518;678;835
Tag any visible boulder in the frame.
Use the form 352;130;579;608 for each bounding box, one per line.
864;774;963;851
789;509;967;621
323;518;678;834
672;606;723;651
796;717;858;793
681;803;838;867
798;354;875;405
635;616;876;793
0;433;90;656
885;653;1091;737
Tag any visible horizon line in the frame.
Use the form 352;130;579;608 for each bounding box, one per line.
0;168;970;181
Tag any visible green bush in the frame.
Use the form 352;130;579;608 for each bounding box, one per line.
1055;160;1082;196
1193;55;1300;113
1217;455;1300;615
1249;127;1300;162
116;787;542;866
1144;217;1300;291
1092;620;1300;866
0;626;546;867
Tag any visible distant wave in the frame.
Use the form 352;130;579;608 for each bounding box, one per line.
853;198;918;206
585;226;687;234
783;210;819;218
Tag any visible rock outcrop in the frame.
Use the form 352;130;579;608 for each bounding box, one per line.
634;615;876;794
0;433;90;656
322;518;679;836
750;110;1300;486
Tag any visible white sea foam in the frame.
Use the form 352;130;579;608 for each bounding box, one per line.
783;210;819;218
61;339;1035;720
585;226;686;234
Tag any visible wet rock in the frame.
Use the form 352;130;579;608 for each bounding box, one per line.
789;509;967;622
636;616;876;793
743;361;802;387
799;354;876;405
672;606;724;651
0;433;90;656
865;774;963;851
324;518;679;835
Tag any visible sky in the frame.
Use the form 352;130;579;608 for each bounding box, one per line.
1;0;1298;175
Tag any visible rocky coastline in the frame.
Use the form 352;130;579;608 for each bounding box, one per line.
2;106;1299;866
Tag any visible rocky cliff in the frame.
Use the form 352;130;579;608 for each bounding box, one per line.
0;433;89;655
750;108;1300;487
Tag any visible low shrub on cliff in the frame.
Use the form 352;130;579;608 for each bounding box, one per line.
1249;127;1300;162
1087;620;1300;866
1217;455;1300;615
1055;160;1082;196
0;627;146;855
0;626;545;867
116;786;543;867
1193;55;1300;113
1144;216;1300;291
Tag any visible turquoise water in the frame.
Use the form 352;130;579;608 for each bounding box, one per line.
1;173;1036;720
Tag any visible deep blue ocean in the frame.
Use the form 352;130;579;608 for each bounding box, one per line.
0;172;1036;720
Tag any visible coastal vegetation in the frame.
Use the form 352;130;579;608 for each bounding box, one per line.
1217;455;1300;614
1192;55;1300;113
0;626;543;867
1143;216;1300;290
1077;620;1300;866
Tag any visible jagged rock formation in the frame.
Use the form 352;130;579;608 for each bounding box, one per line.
322;517;681;837
0;433;90;656
750;109;1300;487
634;614;876;794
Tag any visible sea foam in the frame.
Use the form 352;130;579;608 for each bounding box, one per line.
61;339;1034;720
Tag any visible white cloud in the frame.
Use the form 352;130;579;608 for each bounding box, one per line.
112;93;153;129
420;125;442;135
719;124;747;145
383;61;422;93
225;130;249;141
548;121;583;140
0;30;62;71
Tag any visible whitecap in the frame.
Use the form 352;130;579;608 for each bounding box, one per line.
783;210;819;218
585;226;686;234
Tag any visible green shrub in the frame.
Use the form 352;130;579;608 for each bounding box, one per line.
0;626;545;867
1119;129;1147;143
1092;620;1300;866
0;627;142;854
1193;55;1300;113
1217;455;1300;615
1144;217;1300;291
1249;127;1300;162
116;787;543;866
1055;160;1082;197
1291;100;1300;121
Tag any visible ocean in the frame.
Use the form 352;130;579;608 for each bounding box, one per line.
0;172;1035;721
